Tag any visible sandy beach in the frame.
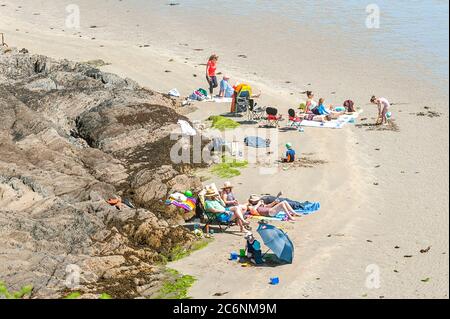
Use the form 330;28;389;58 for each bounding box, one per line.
1;0;448;299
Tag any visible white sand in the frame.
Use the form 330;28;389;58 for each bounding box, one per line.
1;0;448;299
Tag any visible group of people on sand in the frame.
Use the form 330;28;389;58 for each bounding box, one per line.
203;181;297;232
205;54;260;101
206;53;391;125
291;91;391;125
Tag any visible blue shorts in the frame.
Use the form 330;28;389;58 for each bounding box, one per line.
217;210;233;222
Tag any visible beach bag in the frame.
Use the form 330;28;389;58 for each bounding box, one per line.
198;88;208;97
190;90;206;101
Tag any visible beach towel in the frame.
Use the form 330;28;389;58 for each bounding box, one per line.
166;194;197;212
244;136;270;148
262;196;321;215
300;110;362;129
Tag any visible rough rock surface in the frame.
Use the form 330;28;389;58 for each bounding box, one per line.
0;47;205;298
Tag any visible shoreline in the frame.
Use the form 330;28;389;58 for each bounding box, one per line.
1;0;448;299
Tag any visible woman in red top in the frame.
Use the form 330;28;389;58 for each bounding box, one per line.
206;54;219;98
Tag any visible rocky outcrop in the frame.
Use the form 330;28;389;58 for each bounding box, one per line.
0;47;205;298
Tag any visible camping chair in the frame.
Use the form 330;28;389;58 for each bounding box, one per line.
247;99;266;122
260;107;283;128
287;109;302;129
197;187;235;232
235;89;250;114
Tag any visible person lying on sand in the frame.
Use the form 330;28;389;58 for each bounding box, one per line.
248;195;296;221
204;188;250;232
371;95;391;125
311;98;346;119
297;112;332;122
220;181;249;212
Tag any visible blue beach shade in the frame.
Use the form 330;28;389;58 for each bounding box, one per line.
257;223;294;264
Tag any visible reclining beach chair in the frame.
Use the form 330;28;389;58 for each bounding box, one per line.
287;108;302;129
247;99;265;122
197;185;235;232
260;107;283;128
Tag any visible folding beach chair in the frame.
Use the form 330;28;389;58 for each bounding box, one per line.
247;99;266;122
197;186;235;232
235;88;250;114
287;108;302;129
260;107;283;128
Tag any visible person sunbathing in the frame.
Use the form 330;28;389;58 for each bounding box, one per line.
204;188;250;232
248;195;296;221
297;112;332;122
220;181;249;212
305;91;318;113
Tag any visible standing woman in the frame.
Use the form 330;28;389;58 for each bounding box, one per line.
206;54;219;98
370;95;391;125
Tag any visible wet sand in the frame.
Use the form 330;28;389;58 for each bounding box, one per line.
1;0;448;298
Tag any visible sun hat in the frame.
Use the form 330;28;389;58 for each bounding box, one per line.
286;143;292;149
221;181;234;189
249;194;261;203
204;188;217;198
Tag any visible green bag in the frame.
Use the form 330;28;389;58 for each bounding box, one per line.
198;88;208;97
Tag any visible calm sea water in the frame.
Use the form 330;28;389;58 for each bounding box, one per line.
139;0;449;83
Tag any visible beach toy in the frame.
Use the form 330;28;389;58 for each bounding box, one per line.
270;277;280;285
334;106;345;112
230;252;239;260
184;190;193;198
240;249;246;258
193;229;203;237
386;111;392;119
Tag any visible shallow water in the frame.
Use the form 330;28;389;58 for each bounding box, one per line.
134;0;449;87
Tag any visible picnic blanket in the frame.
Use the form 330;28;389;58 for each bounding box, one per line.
300;110;362;129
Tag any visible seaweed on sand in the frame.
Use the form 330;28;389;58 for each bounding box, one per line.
208;116;240;131
153;269;195;299
210;156;248;178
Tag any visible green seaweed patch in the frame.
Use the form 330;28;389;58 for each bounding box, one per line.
208;116;240;131
153;269;196;299
161;239;213;264
64;292;82;299
0;282;33;299
210;157;248;178
99;293;112;299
